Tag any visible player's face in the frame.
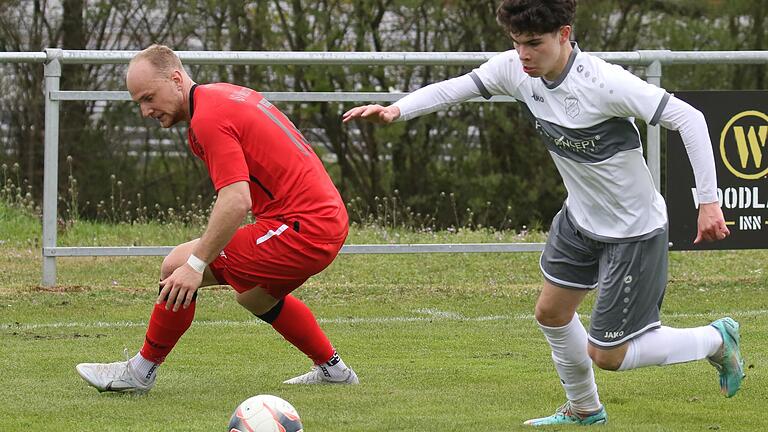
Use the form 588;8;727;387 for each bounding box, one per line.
510;27;571;80
126;60;185;128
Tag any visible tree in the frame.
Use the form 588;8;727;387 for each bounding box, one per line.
1;1;764;229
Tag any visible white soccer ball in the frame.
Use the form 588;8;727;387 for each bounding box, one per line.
228;394;304;432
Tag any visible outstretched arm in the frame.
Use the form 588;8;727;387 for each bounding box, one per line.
342;104;401;124
658;96;729;244
343;73;483;124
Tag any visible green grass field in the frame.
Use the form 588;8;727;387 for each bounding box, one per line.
1;204;766;431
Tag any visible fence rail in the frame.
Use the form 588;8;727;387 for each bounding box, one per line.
1;49;767;286
43;243;547;257
49;90;518;103
38;49;768;65
5;50;768;65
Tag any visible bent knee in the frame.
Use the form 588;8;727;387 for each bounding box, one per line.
534;304;573;327
159;240;200;280
592;356;622;371
160;255;183;280
588;346;625;371
236;288;279;316
160;245;191;279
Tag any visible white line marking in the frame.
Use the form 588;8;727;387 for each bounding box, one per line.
413;308;466;319
2;309;768;332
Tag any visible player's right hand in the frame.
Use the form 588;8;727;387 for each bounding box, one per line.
694;201;730;244
158;264;202;312
342;104;400;124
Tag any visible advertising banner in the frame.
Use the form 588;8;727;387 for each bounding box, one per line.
666;91;767;250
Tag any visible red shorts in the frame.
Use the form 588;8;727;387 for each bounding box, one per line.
208;219;346;298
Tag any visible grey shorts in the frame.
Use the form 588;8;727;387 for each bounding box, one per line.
540;207;668;347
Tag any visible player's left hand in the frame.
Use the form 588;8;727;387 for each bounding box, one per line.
158;264;203;312
694;201;730;244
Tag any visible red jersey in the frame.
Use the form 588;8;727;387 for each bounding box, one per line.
187;83;347;242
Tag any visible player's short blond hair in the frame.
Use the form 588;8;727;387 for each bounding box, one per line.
130;44;183;78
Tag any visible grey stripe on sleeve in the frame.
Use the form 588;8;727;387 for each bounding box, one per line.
469;72;492;100
649;92;671;126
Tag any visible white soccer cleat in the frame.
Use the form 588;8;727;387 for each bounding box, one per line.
75;351;155;394
283;365;359;385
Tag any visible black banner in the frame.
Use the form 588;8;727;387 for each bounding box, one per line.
666;91;768;251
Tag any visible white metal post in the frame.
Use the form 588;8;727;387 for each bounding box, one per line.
646;60;663;191
42;48;62;286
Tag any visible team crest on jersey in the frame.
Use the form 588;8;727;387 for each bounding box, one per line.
565;96;580;118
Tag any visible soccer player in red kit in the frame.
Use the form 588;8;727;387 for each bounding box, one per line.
76;44;358;393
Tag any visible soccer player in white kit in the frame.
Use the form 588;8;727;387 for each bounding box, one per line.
343;0;745;426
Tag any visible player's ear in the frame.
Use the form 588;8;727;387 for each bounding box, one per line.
559;26;572;44
170;69;183;89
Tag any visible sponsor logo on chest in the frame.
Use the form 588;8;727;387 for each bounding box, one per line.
534;121;601;153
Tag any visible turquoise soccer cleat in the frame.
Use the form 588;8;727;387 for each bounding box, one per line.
709;317;746;398
524;401;607;426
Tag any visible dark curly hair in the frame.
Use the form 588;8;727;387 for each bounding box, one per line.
496;0;576;35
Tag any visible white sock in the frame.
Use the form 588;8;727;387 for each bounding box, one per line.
129;352;159;383
539;313;601;414
318;351;350;381
618;325;722;370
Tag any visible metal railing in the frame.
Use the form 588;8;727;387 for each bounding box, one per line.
1;49;767;286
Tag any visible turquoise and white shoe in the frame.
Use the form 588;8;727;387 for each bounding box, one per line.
524;401;607;426
709;317;745;398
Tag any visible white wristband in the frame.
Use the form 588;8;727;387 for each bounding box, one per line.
186;254;207;274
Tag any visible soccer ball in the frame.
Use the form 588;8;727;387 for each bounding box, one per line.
228;394;304;432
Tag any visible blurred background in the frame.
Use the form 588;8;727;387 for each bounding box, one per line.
1;0;765;230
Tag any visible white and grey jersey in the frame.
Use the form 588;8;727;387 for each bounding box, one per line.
393;43;717;242
471;43;672;241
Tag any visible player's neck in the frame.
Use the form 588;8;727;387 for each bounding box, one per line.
543;42;574;82
182;79;197;122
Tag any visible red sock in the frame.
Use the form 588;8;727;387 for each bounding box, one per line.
140;301;196;364
271;295;335;364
